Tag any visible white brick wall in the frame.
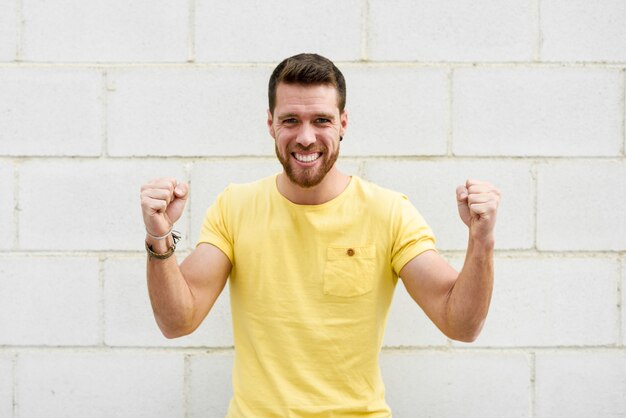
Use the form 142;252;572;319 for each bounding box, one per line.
195;0;363;62
380;351;531;417
187;353;234;417
0;163;14;250
535;351;626;417
15;352;185;418
537;161;626;251
0;355;13;417
21;0;188;62
0;69;102;156
453;68;623;157
0;257;100;346
368;0;534;62
541;0;626;62
341;66;449;156
0;1;16;61
18;160;187;251
0;1;624;417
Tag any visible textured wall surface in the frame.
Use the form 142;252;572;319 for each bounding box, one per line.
1;1;625;417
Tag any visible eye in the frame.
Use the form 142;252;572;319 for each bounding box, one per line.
315;118;331;124
282;118;298;125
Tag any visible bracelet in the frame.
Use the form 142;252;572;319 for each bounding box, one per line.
145;230;181;260
146;227;173;241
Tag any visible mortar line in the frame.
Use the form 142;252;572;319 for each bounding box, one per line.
98;256;106;346
529;351;536;418
101;71;109;158
360;0;369;61
531;162;539;250
12;162;20;250
187;0;196;63
184;162;193;248
447;67;454;156
618;258;623;347
620;68;626;156
531;0;542;62
183;353;191;418
15;0;22;62
11;353;17;418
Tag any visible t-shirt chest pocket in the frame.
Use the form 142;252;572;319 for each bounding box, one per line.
323;245;376;297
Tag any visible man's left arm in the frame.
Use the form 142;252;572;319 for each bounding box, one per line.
399;179;500;342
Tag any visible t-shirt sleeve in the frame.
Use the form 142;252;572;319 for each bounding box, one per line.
391;194;437;275
196;187;234;264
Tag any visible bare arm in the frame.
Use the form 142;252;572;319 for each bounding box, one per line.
399;179;499;342
141;178;231;338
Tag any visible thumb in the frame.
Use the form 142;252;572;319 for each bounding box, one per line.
456;184;471;227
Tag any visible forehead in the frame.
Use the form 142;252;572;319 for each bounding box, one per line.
274;83;340;115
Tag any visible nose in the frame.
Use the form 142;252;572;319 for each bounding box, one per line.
296;122;316;147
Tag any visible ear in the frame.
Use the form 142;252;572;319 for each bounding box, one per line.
339;110;348;137
267;109;276;139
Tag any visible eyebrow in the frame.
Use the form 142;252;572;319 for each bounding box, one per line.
277;112;336;120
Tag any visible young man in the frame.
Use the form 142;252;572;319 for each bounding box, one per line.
140;53;500;417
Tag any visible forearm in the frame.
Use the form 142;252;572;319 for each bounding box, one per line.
146;236;196;338
444;234;494;342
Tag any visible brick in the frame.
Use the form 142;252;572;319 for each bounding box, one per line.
383;281;448;347
453;68;622;156
0;355;13;418
190;158;359;243
380;351;530;417
18;160;187;251
535;351;626;417
195;0;362;62
104;257;233;347
451;257;619;347
21;0;187;62
0;69;102;156
187;352;234;417
541;0;626;62
340;66;448;156
0;256;100;346
369;0;533;62
15;351;184;418
107;68;273;157
0;163;14;250
0;1;16;61
362;159;533;251
537;161;626;251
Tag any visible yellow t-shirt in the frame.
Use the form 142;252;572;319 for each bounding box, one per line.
198;174;436;418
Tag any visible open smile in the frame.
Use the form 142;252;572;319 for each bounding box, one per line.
292;152;322;163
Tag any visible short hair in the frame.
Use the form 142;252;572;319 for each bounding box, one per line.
268;53;346;115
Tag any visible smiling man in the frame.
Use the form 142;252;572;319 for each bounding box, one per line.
140;53;500;417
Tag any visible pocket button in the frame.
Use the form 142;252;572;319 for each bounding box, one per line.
346;248;355;256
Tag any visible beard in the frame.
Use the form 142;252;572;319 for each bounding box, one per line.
275;143;340;188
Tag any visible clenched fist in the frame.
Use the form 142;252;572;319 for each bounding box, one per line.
456;179;500;242
140;178;189;238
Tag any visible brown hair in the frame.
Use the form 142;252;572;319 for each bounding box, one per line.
268;53;346;115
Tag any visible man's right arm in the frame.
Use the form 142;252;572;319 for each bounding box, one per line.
141;178;232;339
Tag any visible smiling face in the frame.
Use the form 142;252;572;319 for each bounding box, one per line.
268;83;347;189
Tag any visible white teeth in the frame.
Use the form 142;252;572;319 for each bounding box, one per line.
294;153;321;163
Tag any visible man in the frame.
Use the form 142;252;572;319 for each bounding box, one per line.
140;53;500;417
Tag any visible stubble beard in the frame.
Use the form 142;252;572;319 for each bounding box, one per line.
275;143;340;188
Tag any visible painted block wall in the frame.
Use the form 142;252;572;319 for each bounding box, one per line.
0;1;624;417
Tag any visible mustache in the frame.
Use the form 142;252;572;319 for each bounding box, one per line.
290;144;326;153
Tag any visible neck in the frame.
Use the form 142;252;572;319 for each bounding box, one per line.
277;168;351;205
